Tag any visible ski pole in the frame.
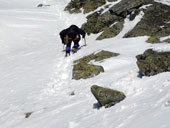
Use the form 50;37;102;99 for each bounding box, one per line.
84;38;87;46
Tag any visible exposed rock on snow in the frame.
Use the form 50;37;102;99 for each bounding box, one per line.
64;0;106;14
25;112;33;118
72;62;104;80
163;38;170;43
91;85;126;108
65;0;170;40
96;21;124;40
37;3;50;8
136;49;170;76
74;50;119;63
124;2;170;38
109;0;152;18
146;35;161;43
72;50;119;80
81;0;154;40
81;8;124;39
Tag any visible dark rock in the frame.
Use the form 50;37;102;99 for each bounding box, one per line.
129;9;140;21
25;112;33;118
37;4;50;7
146;35;161;43
136;49;170;76
64;0;106;14
108;0;118;2
96;21;124;40
81;0;154;40
124;2;170;38
74;50;119;64
70;91;75;96
109;0;152;18
163;38;170;43
73;50;119;80
81;11;121;35
64;0;170;40
72;62;104;80
37;4;43;7
91;85;126;108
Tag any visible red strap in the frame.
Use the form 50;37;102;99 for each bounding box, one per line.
74;38;79;40
67;37;79;41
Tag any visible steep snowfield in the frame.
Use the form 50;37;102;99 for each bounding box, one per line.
1;0;170;128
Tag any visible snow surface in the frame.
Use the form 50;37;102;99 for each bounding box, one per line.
1;0;170;128
154;0;170;6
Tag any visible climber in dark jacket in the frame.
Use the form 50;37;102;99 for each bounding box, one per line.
59;25;86;56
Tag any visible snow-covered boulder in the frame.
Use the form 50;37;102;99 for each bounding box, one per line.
136;49;170;76
91;85;126;108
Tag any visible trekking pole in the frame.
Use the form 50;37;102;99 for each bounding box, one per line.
84;38;87;46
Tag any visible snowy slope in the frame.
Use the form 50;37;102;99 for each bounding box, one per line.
1;0;170;128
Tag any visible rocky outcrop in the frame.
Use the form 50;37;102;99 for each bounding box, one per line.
65;0;170;40
124;2;170;38
163;38;170;43
146;36;161;43
74;50;119;63
73;62;104;80
81;10;123;36
96;21;124;40
136;49;170;76
81;0;154;40
91;85;126;108
64;0;106;14
72;50;119;80
109;0;152;18
81;8;124;40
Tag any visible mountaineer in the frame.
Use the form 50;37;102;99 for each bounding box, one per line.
59;25;86;56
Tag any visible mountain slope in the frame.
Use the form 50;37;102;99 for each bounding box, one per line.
0;0;170;128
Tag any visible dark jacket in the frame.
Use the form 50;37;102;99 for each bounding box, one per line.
59;25;86;44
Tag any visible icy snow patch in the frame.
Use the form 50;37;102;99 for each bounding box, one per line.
154;0;170;6
116;11;144;38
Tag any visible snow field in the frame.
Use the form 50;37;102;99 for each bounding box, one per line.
0;0;170;128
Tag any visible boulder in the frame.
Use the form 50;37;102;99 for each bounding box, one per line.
146;35;161;43
74;50;119;64
25;112;33;118
72;62;104;80
64;0;106;14
81;11;121;35
109;0;152;18
124;2;170;38
96;21;124;40
73;50;119;80
163;38;170;43
136;49;170;76
37;4;50;7
91;85;126;108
